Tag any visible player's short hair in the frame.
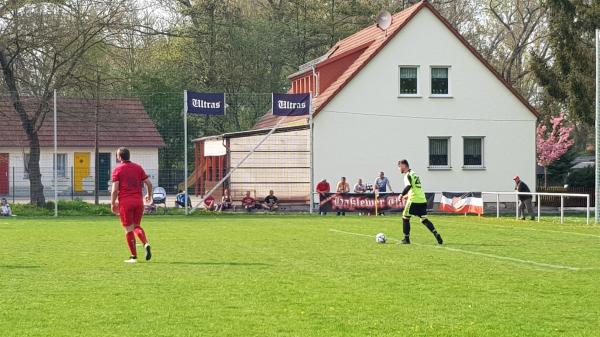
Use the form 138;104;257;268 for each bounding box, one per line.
398;159;409;167
117;147;130;161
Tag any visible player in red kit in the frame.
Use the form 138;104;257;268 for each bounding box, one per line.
111;147;153;263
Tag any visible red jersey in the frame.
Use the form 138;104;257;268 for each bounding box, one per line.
204;195;215;206
112;161;149;202
242;196;255;205
316;181;330;193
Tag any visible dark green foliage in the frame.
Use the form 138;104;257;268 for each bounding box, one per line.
545;149;578;185
9;200;268;217
11;200;112;217
531;0;600;125
566;166;595;187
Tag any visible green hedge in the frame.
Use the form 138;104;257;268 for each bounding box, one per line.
8;200;243;217
10;200;113;217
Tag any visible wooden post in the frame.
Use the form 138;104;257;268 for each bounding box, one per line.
194;142;199;197
199;141;205;196
12;166;15;204
212;155;216;185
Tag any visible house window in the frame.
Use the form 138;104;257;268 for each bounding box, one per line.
399;66;419;95
431;67;449;95
429;137;451;168
463;137;484;168
54;153;67;177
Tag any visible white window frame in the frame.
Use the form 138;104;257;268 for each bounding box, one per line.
428;136;452;170
398;65;421;97
54;153;68;177
429;66;452;98
462;136;485;170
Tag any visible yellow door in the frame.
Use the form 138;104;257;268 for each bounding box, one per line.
74;152;90;192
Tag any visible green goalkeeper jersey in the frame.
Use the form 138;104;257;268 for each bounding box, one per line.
403;170;427;203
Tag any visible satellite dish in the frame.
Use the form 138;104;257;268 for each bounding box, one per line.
376;10;392;31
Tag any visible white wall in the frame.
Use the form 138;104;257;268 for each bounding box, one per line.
313;8;537;197
0;147;159;195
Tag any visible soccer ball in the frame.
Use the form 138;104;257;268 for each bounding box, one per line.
375;233;386;244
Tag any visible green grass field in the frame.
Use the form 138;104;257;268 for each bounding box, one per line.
1;214;599;337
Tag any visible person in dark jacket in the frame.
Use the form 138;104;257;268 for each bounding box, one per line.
514;176;534;220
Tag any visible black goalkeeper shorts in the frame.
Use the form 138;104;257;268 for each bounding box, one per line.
403;201;428;217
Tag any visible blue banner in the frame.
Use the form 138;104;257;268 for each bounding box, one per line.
272;93;311;116
185;91;225;115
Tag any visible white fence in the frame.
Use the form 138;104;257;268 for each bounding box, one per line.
482;191;591;225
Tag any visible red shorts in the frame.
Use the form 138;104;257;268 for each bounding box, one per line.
118;200;144;226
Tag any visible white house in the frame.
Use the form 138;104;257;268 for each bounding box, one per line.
0;97;165;197
193;0;538;203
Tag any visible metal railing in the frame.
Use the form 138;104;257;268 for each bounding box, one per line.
482;191;591;225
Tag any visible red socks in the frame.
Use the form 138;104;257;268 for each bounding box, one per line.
125;231;137;256
125;227;148;257
134;226;148;245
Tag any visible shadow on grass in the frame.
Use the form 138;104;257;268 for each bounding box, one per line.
0;265;41;269
156;261;273;267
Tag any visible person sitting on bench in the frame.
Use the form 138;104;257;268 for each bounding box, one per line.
241;191;256;212
261;190;279;211
203;194;216;211
175;190;191;208
1;198;12;217
218;189;232;211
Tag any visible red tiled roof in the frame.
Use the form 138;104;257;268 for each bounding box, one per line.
253;0;538;129
0;96;165;148
311;2;423;115
252;109;307;130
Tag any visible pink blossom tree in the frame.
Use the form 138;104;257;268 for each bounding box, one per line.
536;112;575;187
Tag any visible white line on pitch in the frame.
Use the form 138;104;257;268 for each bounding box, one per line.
487;224;600;239
329;229;594;272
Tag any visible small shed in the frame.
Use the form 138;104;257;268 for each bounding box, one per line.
191;124;310;202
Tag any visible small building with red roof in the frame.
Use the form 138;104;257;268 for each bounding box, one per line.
0;97;165;196
194;1;537;203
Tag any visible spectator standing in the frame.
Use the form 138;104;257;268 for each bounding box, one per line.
514;176;535;220
375;172;393;216
336;177;350;216
316;179;330;216
262;190;279;211
1;198;12;216
375;172;393;193
242;191;256;212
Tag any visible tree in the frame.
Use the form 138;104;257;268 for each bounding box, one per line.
0;0;131;206
486;0;548;95
531;0;600;125
536;112;575;187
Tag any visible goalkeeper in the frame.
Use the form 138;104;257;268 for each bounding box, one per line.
398;159;443;245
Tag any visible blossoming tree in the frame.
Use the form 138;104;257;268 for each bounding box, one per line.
536;112;575;187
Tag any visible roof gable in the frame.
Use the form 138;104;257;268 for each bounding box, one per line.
0;97;165;148
253;0;539;129
313;1;539;118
